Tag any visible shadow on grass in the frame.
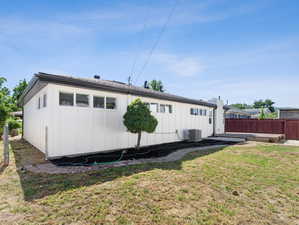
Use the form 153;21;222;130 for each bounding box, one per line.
11;138;227;202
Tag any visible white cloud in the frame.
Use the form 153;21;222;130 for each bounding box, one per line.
0;0;262;39
154;53;205;77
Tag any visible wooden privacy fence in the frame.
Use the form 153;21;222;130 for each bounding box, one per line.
225;119;299;140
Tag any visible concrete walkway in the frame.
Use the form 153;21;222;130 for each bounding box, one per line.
217;132;284;143
283;140;299;146
205;136;245;143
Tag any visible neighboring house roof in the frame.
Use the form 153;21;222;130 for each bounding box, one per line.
225;107;251;116
243;108;271;115
20;72;217;108
278;107;299;111
10;111;23;117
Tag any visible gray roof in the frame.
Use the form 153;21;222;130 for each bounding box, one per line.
226;107;251;115
243;108;271;114
20;72;217;108
278;107;299;111
10;111;23;117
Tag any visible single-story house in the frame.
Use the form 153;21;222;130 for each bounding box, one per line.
278;108;299;119
225;107;251;119
19;72;225;159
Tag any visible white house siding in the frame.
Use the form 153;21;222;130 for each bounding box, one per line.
26;83;216;158
23;85;50;154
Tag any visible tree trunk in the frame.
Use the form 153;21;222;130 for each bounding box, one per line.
136;132;142;150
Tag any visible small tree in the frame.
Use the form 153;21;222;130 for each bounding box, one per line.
149;80;164;92
123;98;158;150
259;108;266;120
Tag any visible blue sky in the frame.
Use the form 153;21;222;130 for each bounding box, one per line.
1;0;298;107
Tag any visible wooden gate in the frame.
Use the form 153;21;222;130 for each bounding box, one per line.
285;120;299;140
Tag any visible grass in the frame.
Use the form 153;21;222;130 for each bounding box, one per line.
0;139;298;225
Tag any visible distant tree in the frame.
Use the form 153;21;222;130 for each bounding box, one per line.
259;108;266;120
0;105;9;132
123;98;158;150
0;77;10;132
12;79;28;103
265;112;278;119
253;99;275;113
264;99;275;113
148;80;164;92
253;99;266;109
0;77;13;110
230;103;252;109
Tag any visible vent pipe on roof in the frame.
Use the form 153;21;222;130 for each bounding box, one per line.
94;75;100;79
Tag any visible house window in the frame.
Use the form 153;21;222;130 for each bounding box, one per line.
38;97;41;109
106;97;116;109
43;94;47;107
190;108;195;115
150;103;158;112
190;108;198;115
76;94;89;107
167;105;173;113
59;92;74;106
160;104;166;113
203;109;207;116
93;96;105;108
200;109;203;116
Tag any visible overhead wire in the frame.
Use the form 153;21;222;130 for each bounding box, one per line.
133;0;180;84
129;2;151;81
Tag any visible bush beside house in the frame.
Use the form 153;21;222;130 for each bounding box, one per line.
123;98;158;150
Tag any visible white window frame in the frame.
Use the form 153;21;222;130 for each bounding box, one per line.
93;95;106;109
106;97;117;110
160;104;166;113
150;103;159;113
75;93;90;107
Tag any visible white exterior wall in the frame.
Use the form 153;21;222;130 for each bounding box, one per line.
24;83;218;158
23;85;51;154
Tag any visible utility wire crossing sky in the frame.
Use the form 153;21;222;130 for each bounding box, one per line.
1;0;298;107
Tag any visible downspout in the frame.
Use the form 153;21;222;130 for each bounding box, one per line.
22;106;24;139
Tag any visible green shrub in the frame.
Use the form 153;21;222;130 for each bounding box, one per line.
8;118;21;131
123;98;158;150
0;105;8;127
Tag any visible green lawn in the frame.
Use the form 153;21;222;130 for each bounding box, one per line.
0;139;298;225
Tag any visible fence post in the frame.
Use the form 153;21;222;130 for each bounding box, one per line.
3;124;9;166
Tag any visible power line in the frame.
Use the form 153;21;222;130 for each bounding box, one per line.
133;0;180;84
129;4;151;81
